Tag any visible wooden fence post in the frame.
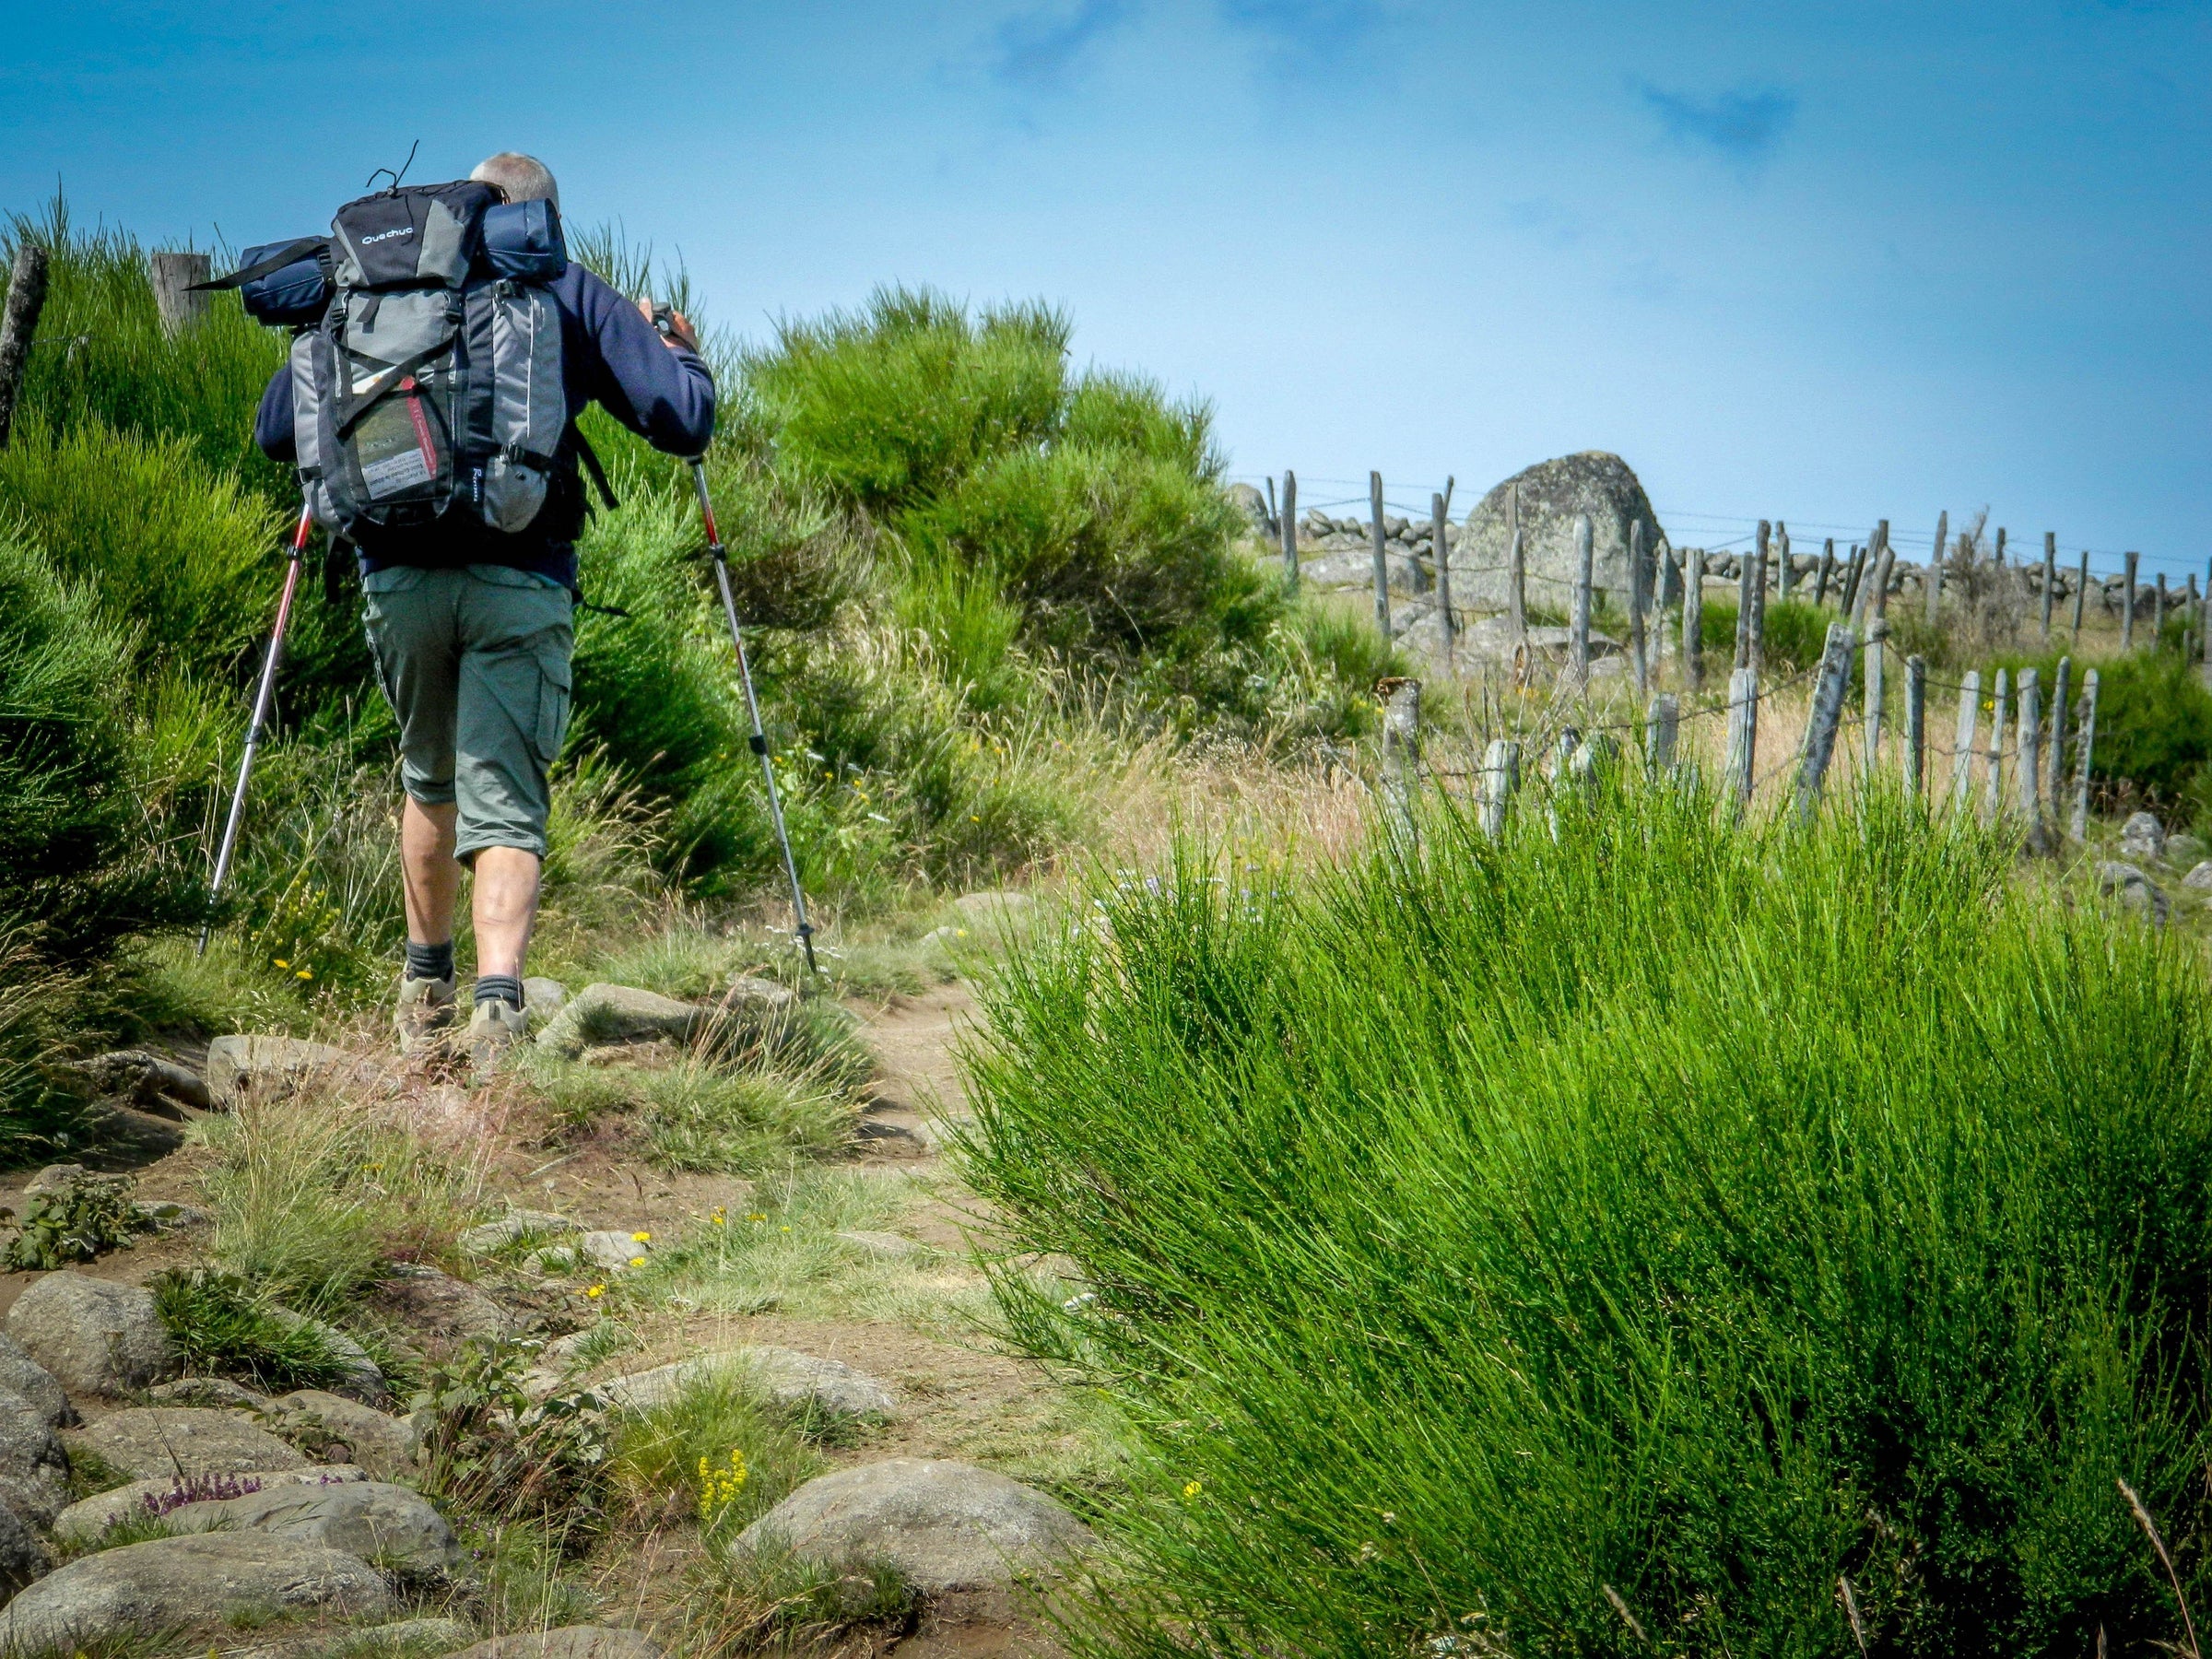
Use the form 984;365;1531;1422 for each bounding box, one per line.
1748;522;1770;673
2157;572;2169;646
1983;667;2010;824
1777;521;1793;602
1645;693;1680;776
2186;574;2199;666
1279;471;1299;591
1869;522;1895;627
1656;544;1678;668
1265;475;1277;537
1724;667;1759;818
1995;526;2007;568
147;251;211;335
1948;670;1982;813
2074;547;2088;638
1381;677;1420;832
1847;542;1875;630
0;242;52;453
1370;472;1392;637
1734;543;1755;670
2041;531;2057;641
1906;654;1927;797
1682;548;1705;691
1926;510;1947;628
2124;550;2139;648
1478;738;1519;837
1864;619;1888;771
2071;669;2100;841
1795;621;1856;818
2049;656;2071;812
2018;667;2045;853
1816;537;1835;607
1629;519;1649;697
1507;486;1528;648
2203;559;2212;682
1432;491;1454;665
1571;512;1594;688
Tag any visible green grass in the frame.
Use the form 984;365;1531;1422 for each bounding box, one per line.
522;1052;855;1175
959;781;2212;1658
607;1367;821;1531
149;1266;351;1394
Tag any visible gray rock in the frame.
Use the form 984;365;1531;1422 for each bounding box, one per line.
535;984;703;1061
1298;550;1429;595
133;1198;213;1231
456;1209;581;1256
1226;481;1271;538
2119;811;2167;862
445;1627;662;1659
734;1457;1096;1594
68;1406;309;1478
598;1346;895;1421
265;1390;418;1480
53;1465;369;1544
837;1230;921;1260
579;1040;684;1070
0;1387;68;1526
265;1309;386;1405
350;1616;476;1653
76;1100;187;1161
205;1033;358;1102
579;1231;651;1272
524;976;570;1021
162;1479;458;1580
19;1164;88;1198
5;1271;176;1396
0;1333;70;1427
65;1051;213;1113
2184;861;2212;891
717;975;799;1041
145;1376;268;1410
2099;861;2171;925
0;1491;49;1597
0;1532;394;1649
1456;453;1670;615
371;1264;514;1345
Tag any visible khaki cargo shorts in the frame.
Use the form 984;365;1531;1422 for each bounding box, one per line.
362;565;573;861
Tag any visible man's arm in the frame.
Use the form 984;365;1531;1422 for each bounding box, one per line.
564;265;716;456
253;368;295;463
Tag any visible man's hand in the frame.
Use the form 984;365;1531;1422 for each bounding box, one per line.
639;298;700;354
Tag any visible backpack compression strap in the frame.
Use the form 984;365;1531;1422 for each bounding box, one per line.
190;240;328;291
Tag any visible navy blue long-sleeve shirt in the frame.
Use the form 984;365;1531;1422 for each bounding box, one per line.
255;261;715;588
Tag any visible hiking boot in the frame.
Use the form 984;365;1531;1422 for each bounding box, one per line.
394;974;458;1057
467;996;528;1077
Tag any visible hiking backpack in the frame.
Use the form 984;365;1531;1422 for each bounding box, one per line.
217;181;576;541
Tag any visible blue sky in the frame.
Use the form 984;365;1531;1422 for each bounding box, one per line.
4;1;2206;572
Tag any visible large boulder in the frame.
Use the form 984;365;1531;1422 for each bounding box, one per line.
2119;812;2167;863
4;1272;175;1396
204;1033;359;1102
456;1209;581;1257
0;1334;69;1428
535;984;702;1061
265;1390;419;1479
0;1388;68;1526
67;1406;309;1479
0;1492;48;1598
2099;861;2171;926
0;1533;394;1649
1455;453;1669;613
733;1457;1097;1594
265;1309;387;1405
53;1465;369;1545
160;1479;459;1580
371;1263;515;1347
598;1347;896;1421
446;1628;663;1659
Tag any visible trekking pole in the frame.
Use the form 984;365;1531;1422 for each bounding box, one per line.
197;501;312;957
687;459;818;974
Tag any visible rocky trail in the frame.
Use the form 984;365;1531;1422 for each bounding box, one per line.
0;965;1104;1659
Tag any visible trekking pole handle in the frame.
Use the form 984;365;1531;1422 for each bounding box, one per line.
199;501;314;956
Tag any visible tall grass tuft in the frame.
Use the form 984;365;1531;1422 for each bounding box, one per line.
961;781;2212;1657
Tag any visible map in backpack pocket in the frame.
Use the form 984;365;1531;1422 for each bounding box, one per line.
353;378;446;499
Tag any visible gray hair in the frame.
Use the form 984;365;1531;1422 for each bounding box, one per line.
469;152;559;210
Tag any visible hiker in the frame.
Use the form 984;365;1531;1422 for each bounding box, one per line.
252;151;714;1063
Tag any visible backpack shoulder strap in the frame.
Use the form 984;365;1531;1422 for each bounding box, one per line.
571;429;620;513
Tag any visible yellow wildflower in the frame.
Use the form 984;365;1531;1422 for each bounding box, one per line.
697;1448;748;1524
631;1230;652;1243
296;969;312;980
1182;1480;1202;1500
273;959;289;969
584;1284;606;1299
629;1256;646;1267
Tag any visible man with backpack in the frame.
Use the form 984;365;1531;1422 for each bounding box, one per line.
252;151;714;1066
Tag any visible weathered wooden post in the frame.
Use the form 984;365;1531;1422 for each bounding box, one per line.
1748;523;1770;673
2186;574;2199;666
1507;492;1530;651
1370;472;1392;637
2049;656;2071;810
2041;531;2057;641
1629;519;1649;697
1983;668;2010;823
1656;544;1678;669
2124;550;2139;648
1925;510;1947;628
2018;667;2045;852
1794;621;1856;819
1682;548;1705;691
1848;541;1877;631
1279;471;1299;591
2070;668;2100;841
147;251;212;335
1839;543;1865;618
1948;670;1982;813
2157;572;2169;647
1734;545;1755;670
1478;738;1519;837
1995;526;2007;568
2203;560;2212;682
1906;654;1927;797
1776;521;1793;602
1815;537;1836;607
1865;619;1888;771
0;242;52;453
1265;475;1277;536
2074;547;2089;638
1645;693;1679;776
1432;491;1454;665
1381;677;1420;833
1869;523;1895;626
1570;512;1594;688
1723;666;1759;818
